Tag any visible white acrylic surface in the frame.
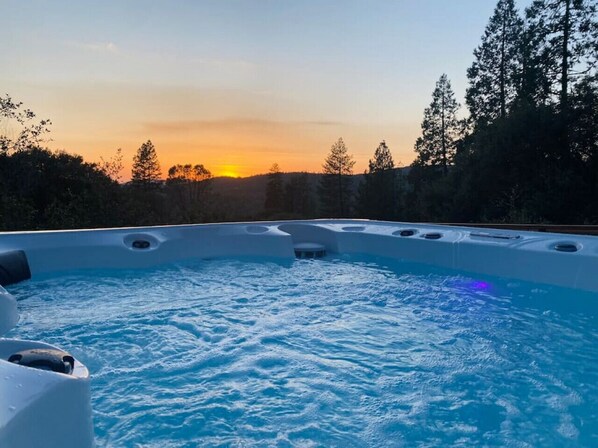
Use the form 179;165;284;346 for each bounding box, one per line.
1;219;598;448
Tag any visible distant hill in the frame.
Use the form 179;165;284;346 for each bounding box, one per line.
209;168;409;221
209;172;328;221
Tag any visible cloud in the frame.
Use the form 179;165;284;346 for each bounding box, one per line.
144;118;342;134
66;41;119;54
304;121;342;126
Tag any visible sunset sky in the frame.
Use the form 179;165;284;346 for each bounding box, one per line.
1;0;530;178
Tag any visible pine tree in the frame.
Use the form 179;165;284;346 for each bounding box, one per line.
357;140;400;220
466;0;524;126
525;0;598;113
414;74;462;174
318;137;355;217
369;140;395;172
264;163;284;213
131;140;161;185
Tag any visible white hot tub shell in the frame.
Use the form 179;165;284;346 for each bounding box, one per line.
1;219;598;447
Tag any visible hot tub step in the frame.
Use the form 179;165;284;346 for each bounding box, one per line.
294;243;326;259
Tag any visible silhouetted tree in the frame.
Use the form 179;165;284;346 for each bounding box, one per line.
570;76;598;163
357;141;400;220
126;140;164;225
284;173;315;217
99;148;124;182
0;148;122;230
264;163;284;213
414;74;462;174
0;94;51;154
131;140;161;186
166;164;213;223
466;0;524;126
525;0;597;113
453;103;585;223
4;0;598;231
318;138;355;217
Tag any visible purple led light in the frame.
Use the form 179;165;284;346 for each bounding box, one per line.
470;280;490;290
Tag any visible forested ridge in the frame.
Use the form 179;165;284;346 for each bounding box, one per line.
1;0;596;231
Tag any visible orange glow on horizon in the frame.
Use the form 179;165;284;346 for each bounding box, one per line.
216;165;242;178
57;124;418;181
13;84;420;180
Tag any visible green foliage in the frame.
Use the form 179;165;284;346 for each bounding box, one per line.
318;138;356;217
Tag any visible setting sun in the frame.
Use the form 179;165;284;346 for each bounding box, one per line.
215;165;241;178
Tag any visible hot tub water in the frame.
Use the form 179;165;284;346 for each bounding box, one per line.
7;255;598;447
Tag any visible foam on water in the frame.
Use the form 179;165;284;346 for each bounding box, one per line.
7;255;598;447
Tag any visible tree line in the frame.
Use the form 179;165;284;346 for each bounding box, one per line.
1;0;596;230
0;117;217;229
274;0;597;224
407;0;598;224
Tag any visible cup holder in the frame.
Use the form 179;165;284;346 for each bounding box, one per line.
123;233;160;251
393;229;417;237
131;240;151;249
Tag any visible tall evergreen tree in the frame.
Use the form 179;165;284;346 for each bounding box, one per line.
466;0;524;126
264;163;284;213
357;140;400;220
128;140;164;225
518;19;552;105
318;137;355;217
131;140;161;185
525;0;598;113
414;74;462;174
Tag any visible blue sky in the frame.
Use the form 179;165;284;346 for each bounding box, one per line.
1;0;532;177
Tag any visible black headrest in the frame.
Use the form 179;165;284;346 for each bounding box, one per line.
0;250;31;286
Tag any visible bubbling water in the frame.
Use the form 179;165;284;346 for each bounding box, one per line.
8;255;598;447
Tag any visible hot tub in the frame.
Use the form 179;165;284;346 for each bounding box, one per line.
1;220;597;446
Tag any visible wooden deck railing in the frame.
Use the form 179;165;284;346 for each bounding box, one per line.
443;223;598;236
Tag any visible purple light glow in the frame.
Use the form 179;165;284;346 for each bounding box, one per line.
470;280;491;290
449;278;493;291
